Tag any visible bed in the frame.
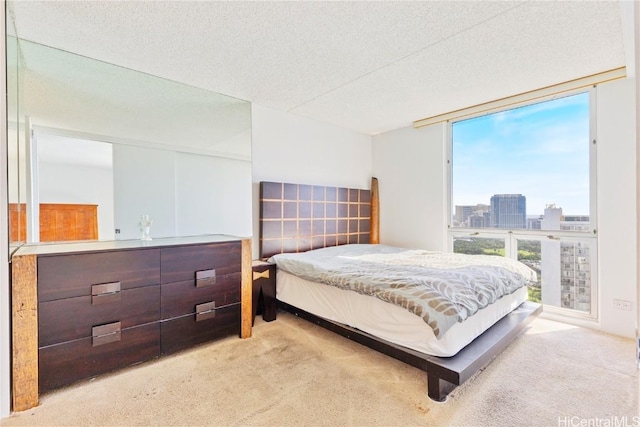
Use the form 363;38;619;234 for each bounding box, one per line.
259;180;541;401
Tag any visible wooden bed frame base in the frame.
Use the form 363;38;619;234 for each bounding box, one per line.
278;300;542;402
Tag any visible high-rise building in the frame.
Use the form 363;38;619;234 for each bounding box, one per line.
490;194;526;229
454;205;475;226
540;204;591;312
561;215;590;232
454;204;490;227
468;211;490;228
527;215;543;230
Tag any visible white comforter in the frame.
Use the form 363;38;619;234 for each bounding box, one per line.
269;244;537;338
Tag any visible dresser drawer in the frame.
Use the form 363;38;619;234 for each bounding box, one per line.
39;322;161;393
38;249;161;302
38;285;160;347
160;272;240;320
160;242;241;284
160;303;240;355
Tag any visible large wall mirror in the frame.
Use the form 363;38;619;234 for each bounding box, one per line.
6;35;252;248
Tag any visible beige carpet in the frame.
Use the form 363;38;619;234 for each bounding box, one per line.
2;312;637;427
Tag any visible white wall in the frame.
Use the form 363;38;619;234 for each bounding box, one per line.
251;104;372;258
372;124;448;250
113;146;253;241
39;162;114;240
371;78;637;338
596;77;637;337
113;145;176;239
35;135;115;240
175;152;252;238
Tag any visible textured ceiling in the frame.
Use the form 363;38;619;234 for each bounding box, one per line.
8;1;627;135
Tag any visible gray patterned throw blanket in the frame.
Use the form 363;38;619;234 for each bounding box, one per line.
269;244;537;339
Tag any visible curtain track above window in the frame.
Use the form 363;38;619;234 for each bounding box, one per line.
413;67;626;128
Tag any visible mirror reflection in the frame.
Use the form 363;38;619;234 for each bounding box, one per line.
7;37;253;245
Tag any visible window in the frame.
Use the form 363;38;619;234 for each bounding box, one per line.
448;90;597;318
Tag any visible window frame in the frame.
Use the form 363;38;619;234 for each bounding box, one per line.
446;87;598;320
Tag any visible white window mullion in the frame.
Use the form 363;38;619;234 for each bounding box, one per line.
589;86;598;236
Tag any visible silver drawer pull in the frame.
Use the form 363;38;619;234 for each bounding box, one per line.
195;269;216;288
92;321;121;347
195;301;216;322
92;282;121;305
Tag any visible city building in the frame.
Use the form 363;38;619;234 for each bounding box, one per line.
468;211;490;228
527;215;543;230
454;204;489;227
540;204;591;312
454;205;474;226
490;194;526;229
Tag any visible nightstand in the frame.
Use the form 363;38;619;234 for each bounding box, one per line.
252;260;277;324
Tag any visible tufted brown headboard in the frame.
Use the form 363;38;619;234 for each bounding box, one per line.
259;181;375;259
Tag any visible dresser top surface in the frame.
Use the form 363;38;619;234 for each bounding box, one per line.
12;234;246;257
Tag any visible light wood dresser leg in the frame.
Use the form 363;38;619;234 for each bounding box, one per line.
240;238;252;338
12;254;39;411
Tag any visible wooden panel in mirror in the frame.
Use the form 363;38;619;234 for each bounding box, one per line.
9;203;98;242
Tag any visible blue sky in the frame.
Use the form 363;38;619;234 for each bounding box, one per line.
452;92;590;216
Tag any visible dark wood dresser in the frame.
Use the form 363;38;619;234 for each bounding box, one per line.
37;248;162;393
159;242;242;355
11;235;252;410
